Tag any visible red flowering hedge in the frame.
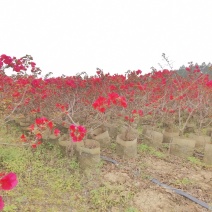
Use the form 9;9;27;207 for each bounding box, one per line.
0;54;212;144
0;54;212;210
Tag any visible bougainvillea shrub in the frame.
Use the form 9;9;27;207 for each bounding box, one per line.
1;54;212;144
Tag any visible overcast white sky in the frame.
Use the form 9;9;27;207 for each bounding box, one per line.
1;0;212;77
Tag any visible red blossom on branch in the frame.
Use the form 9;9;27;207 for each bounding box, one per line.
35;117;48;125
36;133;42;140
47;121;54;130
138;109;143;116
136;69;142;75
69;125;86;142
92;96;110;113
0;172;18;211
31;141;42;148
54;128;60;136
30;62;36;68
20;134;27;142
0;173;18;191
108;92;127;108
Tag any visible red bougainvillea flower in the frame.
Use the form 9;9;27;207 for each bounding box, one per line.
35;117;48;126
66;79;76;88
24;98;30;105
0;196;4;210
136;69;142;75
169;109;175;113
36;133;42;140
129;118;134;122
108;93;127;108
20;134;27;142
56;103;67;112
125;116;129;120
31;144;37;148
0;173;18;191
30;62;36;68
206;80;212;87
131;109;143;116
12;92;20;97
92;96;110;113
31;79;42;88
69;125;86;142
138;109;143;116
47;121;53;130
31;141;42;148
1;54;13;65
124;116;134;122
132;109;137;114
169;95;174;100
109;85;117;91
96;70;101;75
117;96;127;108
54;128;60;136
108;92;119;102
13;64;26;72
137;83;146;91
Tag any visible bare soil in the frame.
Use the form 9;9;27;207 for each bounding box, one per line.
95;141;212;212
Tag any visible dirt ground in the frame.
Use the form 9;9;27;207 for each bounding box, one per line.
97;141;212;212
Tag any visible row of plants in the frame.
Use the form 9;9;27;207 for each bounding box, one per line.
1;55;212;138
0;53;212;210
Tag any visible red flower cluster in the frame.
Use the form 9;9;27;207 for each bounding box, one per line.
69;125;86;142
20;134;27;142
108;92;127;108
56;103;67;112
0;172;18;210
12;91;21;98
54;128;60;136
125;116;134;122
169;95;174;100
0;173;18;191
47;121;53;130
136;69;142;75
92;92;127;113
35;117;48;126
30;62;36;68
131;109;143;116
31;141;42;148
66;79;76;88
92;96;110;113
206;80;212;87
0;54;13;66
35;133;42;140
20;117;60;148
35;117;60;134
0;54;39;73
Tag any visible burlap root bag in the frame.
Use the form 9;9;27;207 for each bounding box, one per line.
203;144;212;165
116;134;137;158
90;127;111;148
75;139;100;175
170;137;196;158
143;129;163;148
